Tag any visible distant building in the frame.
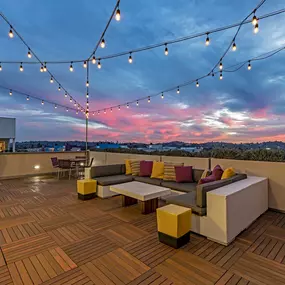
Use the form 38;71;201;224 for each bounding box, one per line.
0;117;16;152
180;147;203;153
96;143;121;150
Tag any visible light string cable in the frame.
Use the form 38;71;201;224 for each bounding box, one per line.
0;8;284;65
0;12;86;111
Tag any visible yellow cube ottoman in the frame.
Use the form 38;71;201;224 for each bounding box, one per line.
157;204;191;248
77;179;97;200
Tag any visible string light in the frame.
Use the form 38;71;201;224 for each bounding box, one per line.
104;109;106;114
92;56;96;64
65;91;67;98
161;92;164;99
27;49;32;58
254;23;259;33
74;102;77;107
40;65;44;72
219;71;223;80
9;90;12;96
54;104;57;109
100;39;106;48
19;62;23;72
252;14;258;25
0;63;2;71
118;106;121;110
43;63;47;72
98;60;101;69
69;97;72;103
205;33;210;46
86;92;89;98
219;61;223;70
58;85;61;91
8;26;14;38
83;61;87;68
212;71;215;77
76;111;79;115
196;80;199;87
26;96;30;101
248;61;252;70
128;53;133;63
164;44;168;56
86;81;89;87
232;41;237;51
98;110;100;115
177;87;180;94
148;96;150;103
69;62;73;72
115;6;121;21
50;77;54;83
136;100;139;106
92;112;94;116
127;103;129;108
66;108;69;112
41;100;44;105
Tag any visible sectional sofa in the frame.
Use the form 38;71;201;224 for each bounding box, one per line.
86;163;268;245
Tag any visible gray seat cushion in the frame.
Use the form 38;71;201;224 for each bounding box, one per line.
161;181;197;193
95;175;133;186
164;192;206;216
133;176;162;186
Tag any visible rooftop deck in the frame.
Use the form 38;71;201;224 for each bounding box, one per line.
0;176;284;284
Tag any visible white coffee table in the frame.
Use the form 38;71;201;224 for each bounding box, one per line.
110;181;171;214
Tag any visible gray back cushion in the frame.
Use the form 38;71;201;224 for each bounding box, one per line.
91;164;124;178
196;174;247;208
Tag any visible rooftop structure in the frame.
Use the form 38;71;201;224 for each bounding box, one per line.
0;117;16;152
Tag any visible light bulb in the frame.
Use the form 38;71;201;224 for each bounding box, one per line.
127;103;129;108
128;53;133;63
27;50;32;58
50;77;54;83
76;111;79;115
26;96;30;101
115;8;121;21
9;90;12;96
8;27;14;38
58;85;61;91
136;101;139;106
86;92;89;98
104;109;106;113
252;15;258;26
83;61;87;68
86;102;89;106
219;61;223;70
19;63;23;72
69;62;73;72
74;102;77;106
254;23;259;34
219;72;223;80
0;64;2;71
40;66;44;72
232;42;237;51
111;108;113;112
148;97;150;103
248;61;251;70
177;87;180;94
100;39;105;48
69;97;72;103
196;80;199;87
86;81;89;87
92;56;96;64
98;111;100;115
41;100;44;105
164;44;168;56
118;106;121;110
54;104;57;109
65;92;67;98
212;72;215;77
161;92;164;99
205;34;210;46
43;63;47;72
98;60;101;69
66;108;69;112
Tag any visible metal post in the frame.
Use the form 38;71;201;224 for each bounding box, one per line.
12;138;15;152
85;116;88;157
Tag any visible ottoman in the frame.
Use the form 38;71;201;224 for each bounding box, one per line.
77;179;97;200
157;204;191;248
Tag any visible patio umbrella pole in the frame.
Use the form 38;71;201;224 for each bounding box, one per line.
85;116;88;157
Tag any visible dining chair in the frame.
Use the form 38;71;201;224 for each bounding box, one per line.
58;159;76;180
50;157;60;178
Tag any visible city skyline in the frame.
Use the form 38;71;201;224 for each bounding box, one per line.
1;0;285;143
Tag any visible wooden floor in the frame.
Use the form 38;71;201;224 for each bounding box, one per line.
0;176;285;285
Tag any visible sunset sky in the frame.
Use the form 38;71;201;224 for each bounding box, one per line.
1;0;285;143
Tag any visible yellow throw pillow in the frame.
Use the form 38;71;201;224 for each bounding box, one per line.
201;169;210;179
221;167;236;180
125;159;132;175
151;161;164;179
163;162;184;181
130;160;141;176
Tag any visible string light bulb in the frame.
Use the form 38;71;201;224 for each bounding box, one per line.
69;62;73;72
104;109;106;114
26;96;30;101
127;103;129;108
27;49;32;58
212;71;215;77
86;81;89;87
248;61;252;70
92;56;96;64
9;90;12;96
115;6;121;21
8;26;14;38
118;106;121;110
83;61;87;68
128;53;133;63
196;80;199;87
69;97;72;103
65;91;67;98
50;77;54;83
177;87;180;94
74;102;77;107
219;71;223;80
54;104;57;109
98;110;100;115
40;65;44;72
148;96;150;103
254;23;259;34
41;100;44;105
0;63;2;71
19;63;23;72
252;14;258;26
161;92;164;99
66;108;69;112
136;100;139;106
205;33;210;46
76;111;79;115
43;63;47;72
86;92;89;98
98;60;101;69
164;44;168;56
58;85;61;91
232;42;237;51
219;61;223;70
100;38;106;48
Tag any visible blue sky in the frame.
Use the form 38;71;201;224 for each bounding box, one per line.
1;0;285;143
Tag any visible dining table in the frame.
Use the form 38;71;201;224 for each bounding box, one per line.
59;158;87;178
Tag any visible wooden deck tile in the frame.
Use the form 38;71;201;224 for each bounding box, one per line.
0;266;13;285
83;214;124;231
29;206;68;221
38;215;79;231
130;213;158;234
2;233;57;264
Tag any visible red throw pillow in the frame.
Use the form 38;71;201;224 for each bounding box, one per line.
175;166;193;183
139;161;153;177
199;174;216;184
212;165;224;180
